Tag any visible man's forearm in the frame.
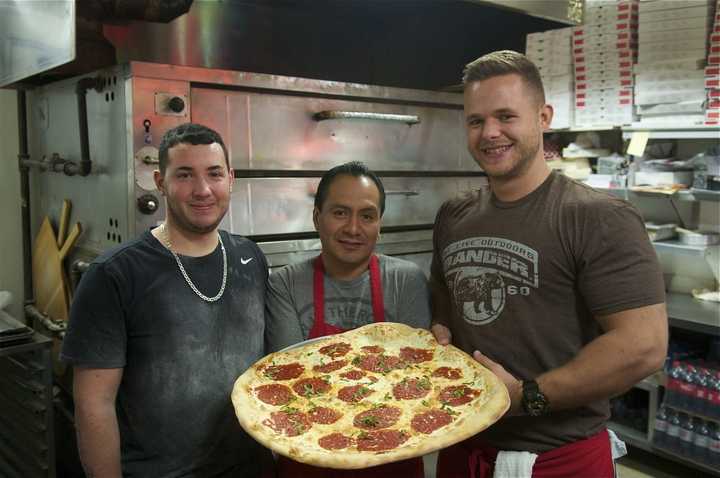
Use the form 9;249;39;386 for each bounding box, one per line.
537;304;667;411
75;404;122;478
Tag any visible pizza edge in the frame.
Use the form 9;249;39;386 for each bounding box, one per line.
231;322;510;469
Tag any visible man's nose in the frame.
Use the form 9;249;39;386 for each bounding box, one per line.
481;119;501;140
193;177;212;196
345;214;361;235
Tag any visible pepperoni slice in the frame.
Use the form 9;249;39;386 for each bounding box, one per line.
313;360;348;373
292;377;331;397
255;384;294;406
361;345;385;354
432;367;463;380
308;406;342;425
262;410;311;436
353;406;402;429
356;429;409;452
319;342;352;359
319;433;354;450
399;347;434;364
352;354;402;374
340;369;366;380
338;384;374;403
438;385;481;406
392;377;432;400
263;363;304;381
411;409;453;434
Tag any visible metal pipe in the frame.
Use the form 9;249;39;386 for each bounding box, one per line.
74;77;104;177
17;91;33;313
24;304;67;336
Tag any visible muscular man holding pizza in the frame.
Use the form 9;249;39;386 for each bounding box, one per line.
430;51;668;477
62;124;273;477
266;161;432;476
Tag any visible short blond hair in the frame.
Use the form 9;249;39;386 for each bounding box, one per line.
462;50;546;105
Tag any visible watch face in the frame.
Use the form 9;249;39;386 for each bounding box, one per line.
522;381;549;416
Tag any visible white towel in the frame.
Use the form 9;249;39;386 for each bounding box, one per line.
493;450;538;478
608;429;627;461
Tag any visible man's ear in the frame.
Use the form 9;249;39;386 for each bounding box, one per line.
154;170;165;195
540;103;554;131
229;168;235;193
313;207;320;231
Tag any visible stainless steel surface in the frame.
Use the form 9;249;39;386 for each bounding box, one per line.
28;61;481;268
464;0;583;24
0;0;75;87
313;111;420;125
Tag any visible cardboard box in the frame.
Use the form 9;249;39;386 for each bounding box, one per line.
576;60;635;74
634;171;694;187
635;69;705;83
638;16;712;32
639;0;712;13
574;31;637;45
575;49;637;64
639;37;709;52
635;89;707;105
574;40;637;54
639;27;709;43
635;77;705;93
585;11;638;26
640;4;713;22
577;68;633;82
577;78;634;92
633;58;706;73
573;21;637;37
636;100;705;115
639;48;707;63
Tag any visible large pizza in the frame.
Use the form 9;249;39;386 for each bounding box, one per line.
231;322;509;469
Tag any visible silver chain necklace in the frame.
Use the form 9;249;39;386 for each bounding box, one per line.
161;223;227;302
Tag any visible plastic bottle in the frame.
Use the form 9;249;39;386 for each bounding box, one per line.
693;367;710;415
665;409;681;452
677;363;696;411
678;412;694;456
692;418;710;464
709;369;720;420
665;361;683;408
652;404;669;447
709;422;720;468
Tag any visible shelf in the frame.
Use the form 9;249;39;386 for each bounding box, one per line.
608;421;652;451
547;126;620;133
664;404;720;425
666;292;720;335
652;240;710;256
652;445;720;476
591;187;710;202
622;126;720;140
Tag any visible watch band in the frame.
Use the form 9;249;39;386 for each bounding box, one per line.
521;379;550;416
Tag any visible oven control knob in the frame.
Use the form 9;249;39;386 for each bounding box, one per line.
137;194;159;215
168;96;185;113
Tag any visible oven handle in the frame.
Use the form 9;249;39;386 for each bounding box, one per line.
312;111;420;125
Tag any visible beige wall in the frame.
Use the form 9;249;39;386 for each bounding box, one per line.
0;89;24;320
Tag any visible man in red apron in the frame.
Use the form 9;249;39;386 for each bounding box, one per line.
429;50;668;477
266;161;431;477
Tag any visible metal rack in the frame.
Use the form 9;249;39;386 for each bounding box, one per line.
0;333;55;478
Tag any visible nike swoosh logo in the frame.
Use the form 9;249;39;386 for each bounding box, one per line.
240;257;253;265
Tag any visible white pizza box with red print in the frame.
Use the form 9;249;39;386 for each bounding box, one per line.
640;4;714;23
705;109;719;125
636;100;705;116
585;0;638;15
573;30;638;46
633;57;706;73
638;15;713;33
640;27;710;44
537;64;573;79
635;89;707;106
575;110;634;127
639;48;708;64
636;69;705;84
575;59;634;76
577;78;633;93
574;48;637;65
635;77;705;95
545;74;573;94
633;114;706;126
711;32;720;46
709;54;720;65
573;40;637;56
527;51;572;67
639;36;710;52
576;87;633;104
576;66;633;83
639;0;712;13
573;20;637;37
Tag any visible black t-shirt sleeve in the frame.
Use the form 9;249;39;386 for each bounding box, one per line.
576;202;666;316
60;262;127;368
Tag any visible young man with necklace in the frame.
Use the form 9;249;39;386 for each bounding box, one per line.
62;123;273;477
265;161;431;477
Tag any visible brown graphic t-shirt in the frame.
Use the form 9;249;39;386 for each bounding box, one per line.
430;171;665;452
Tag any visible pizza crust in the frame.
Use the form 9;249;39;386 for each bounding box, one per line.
232;322;510;469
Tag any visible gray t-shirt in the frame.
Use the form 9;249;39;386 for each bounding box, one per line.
265;254;432;352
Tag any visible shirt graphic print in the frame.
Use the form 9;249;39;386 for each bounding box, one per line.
441;236;539;325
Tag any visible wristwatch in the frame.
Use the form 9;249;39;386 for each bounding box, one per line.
521;380;550;416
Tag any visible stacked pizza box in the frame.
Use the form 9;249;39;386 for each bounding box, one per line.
573;0;639;127
633;0;715;126
525;27;574;129
705;1;720;125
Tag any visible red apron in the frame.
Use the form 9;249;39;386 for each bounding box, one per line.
436;429;614;478
277;254;424;478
